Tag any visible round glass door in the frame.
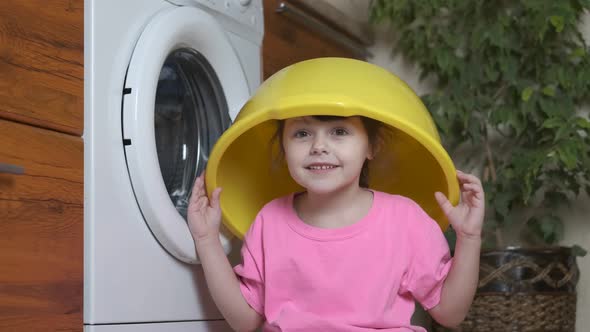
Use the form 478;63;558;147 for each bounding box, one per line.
155;48;231;219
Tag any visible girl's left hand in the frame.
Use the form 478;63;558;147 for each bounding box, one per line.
435;170;485;240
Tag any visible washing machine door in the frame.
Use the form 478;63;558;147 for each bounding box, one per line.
122;6;249;264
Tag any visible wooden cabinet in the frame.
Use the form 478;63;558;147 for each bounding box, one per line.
262;0;371;79
0;0;83;331
0;0;84;136
0;119;83;331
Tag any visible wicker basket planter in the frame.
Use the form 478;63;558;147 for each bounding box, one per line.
433;247;579;332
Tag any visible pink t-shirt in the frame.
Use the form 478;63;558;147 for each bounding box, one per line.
233;190;452;332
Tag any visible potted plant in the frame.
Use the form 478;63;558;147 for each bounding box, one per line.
369;1;590;330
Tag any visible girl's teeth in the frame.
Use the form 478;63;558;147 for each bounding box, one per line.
309;165;335;170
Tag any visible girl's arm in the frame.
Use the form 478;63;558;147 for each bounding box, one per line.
427;235;481;327
195;237;263;332
188;174;263;332
429;170;485;327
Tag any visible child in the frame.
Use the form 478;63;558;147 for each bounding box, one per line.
188;112;484;331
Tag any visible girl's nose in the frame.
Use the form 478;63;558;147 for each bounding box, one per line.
310;136;328;155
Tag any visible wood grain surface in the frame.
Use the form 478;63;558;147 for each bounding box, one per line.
0;118;83;331
0;0;83;136
262;0;360;79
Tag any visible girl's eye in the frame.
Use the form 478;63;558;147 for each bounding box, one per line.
332;128;348;136
294;130;309;138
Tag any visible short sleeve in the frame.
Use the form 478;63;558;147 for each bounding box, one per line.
400;201;453;311
233;213;265;316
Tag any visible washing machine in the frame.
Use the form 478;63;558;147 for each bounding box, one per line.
84;0;263;330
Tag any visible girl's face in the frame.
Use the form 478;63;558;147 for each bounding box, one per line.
282;116;375;195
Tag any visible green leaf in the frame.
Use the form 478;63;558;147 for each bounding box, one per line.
542;85;556;96
539;215;564;244
550;15;565;32
557;145;578;169
521;87;534;101
542;118;564;128
539;97;560;117
494;192;512;218
571;245;588;257
471;24;487;49
508;112;525;135
557;67;569;87
502;57;518;83
436;51;452;71
484;65;499;82
576;117;590;129
489;23;505;48
569;47;586;61
554;125;571;142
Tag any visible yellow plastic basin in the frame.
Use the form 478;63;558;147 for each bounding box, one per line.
206;58;459;239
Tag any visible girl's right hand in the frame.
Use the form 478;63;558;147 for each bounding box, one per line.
187;173;223;244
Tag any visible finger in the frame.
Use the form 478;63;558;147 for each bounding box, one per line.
210;187;222;209
191;174;203;192
435;191;454;218
194;196;209;211
195;172;208;196
468;189;485;201
461;182;483;194
196;178;206;198
457;171;480;183
461;187;485;206
462;183;483;193
463;181;485;198
189;177;204;204
457;171;482;186
461;192;483;207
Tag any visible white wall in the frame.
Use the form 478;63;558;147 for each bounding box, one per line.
325;1;590;329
